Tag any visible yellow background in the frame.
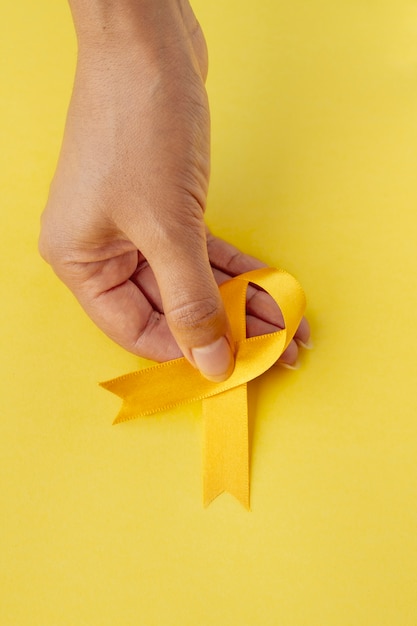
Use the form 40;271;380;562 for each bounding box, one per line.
1;1;417;624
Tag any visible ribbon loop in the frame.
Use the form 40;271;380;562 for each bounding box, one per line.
101;267;306;508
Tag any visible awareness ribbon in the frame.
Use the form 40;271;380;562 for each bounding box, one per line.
100;267;306;509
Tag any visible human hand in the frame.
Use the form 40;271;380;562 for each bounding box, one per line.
39;0;310;381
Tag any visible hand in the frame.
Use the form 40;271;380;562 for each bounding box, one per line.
39;0;310;381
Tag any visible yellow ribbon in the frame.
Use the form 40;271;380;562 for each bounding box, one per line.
100;267;306;509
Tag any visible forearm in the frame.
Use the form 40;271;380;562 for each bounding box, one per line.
68;0;187;54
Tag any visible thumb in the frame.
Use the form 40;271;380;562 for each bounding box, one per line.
145;225;235;382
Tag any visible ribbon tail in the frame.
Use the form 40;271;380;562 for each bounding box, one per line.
202;384;250;510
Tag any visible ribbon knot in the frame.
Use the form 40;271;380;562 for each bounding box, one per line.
100;267;306;509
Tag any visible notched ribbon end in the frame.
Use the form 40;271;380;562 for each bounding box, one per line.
98;381;137;425
99;379;122;396
204;489;251;511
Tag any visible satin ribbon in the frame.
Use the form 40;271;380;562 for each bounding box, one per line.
100;267;306;509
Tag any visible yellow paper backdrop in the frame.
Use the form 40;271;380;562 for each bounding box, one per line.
1;1;417;624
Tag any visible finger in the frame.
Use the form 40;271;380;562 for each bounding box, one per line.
279;340;300;368
206;229;267;275
293;316;311;347
140;222;235;383
64;251;182;362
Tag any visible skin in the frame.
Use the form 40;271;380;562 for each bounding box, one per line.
39;0;310;382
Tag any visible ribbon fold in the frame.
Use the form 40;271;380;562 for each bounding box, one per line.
100;267;306;509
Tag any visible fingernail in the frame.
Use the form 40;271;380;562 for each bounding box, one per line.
296;337;314;350
278;360;301;371
191;336;235;382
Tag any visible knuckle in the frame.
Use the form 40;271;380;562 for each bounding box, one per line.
167;295;221;334
38;225;65;268
38;223;60;267
38;218;79;282
38;206;60;265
